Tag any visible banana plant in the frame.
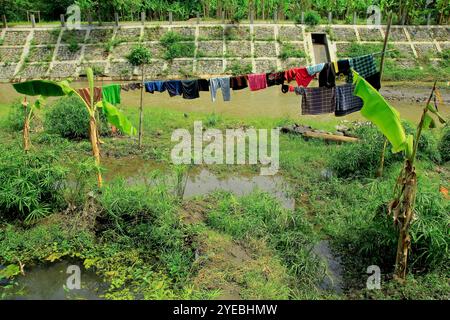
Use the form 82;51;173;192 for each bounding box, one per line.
13;67;136;188
353;72;446;281
19;96;46;152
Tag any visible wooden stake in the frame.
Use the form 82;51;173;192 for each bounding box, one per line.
376;11;392;178
138;65;145;149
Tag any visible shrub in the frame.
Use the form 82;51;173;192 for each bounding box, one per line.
304;11;320;26
0;146;67;224
45;96;110;140
330;125;392;178
438;126;450;162
126;45;152;67
225;61;253;76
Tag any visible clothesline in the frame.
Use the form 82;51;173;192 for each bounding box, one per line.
82;51;383;118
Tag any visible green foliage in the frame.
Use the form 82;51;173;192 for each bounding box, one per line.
438;125;450;162
330;125;393;178
205;191;324;290
6;101;28;132
304;10;321;26
225;61;253;76
68;40;80;53
160;32;195;61
98;179;196;284
279;43;307;60
45;96;110;140
0;145;67;224
403;121;441;163
126;45;152;67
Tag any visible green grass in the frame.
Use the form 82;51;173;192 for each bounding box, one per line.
0;100;449;300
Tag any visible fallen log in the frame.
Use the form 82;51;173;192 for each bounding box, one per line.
303;131;358;143
281;124;358;143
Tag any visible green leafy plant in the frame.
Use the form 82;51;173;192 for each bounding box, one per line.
160;32;195;61
0;145;67;224
438;125;450;162
225;61;253;76
279;43;307;60
304;10;321;26
13;68;136;187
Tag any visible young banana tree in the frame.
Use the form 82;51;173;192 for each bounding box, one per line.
353;72;446;280
13;67;136;188
20;96;46;152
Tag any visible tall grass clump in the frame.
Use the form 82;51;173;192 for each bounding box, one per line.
438;125;450;162
45;96;110;139
0;145;67;224
330;125;392;178
98;178;196;285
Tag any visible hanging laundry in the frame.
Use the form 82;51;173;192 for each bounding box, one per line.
102;84;121;105
335;83;363;116
165;80;183;97
77;87;102;106
210;77;231;102
121;83;142;91
353;71;407;153
281;84;289;94
295;86;336;115
248;73;268;91
198;79;210;91
266;72;285;87
285;67;314;87
365;72;381;90
306;63;325;76
349;54;377;79
318;63;336;88
145;81;166;93
181;80;200;99
230;75;248;90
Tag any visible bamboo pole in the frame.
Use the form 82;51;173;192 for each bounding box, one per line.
138;65;145;149
376;11;393;178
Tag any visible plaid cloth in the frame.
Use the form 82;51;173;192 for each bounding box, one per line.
335;84;363;116
295;86;336;115
348;54;377;81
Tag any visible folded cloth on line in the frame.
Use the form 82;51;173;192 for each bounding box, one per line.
266;72;285;86
210;77;231;102
165;80;183;97
121;83;142;91
145;81;166;93
77;87;102;106
285;67;315;87
318;62;336;88
230;75;248;90
349;54;377;79
248;73;268;91
102;84;121;105
295;86;336;115
198;79;210;91
335;83;363;116
307;63;325;76
181;80;200;99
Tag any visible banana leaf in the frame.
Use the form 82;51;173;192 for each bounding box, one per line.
426;104;446;124
353;71;407;153
13;80;73;97
97;101;136;136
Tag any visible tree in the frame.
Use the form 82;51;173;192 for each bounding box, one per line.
13;68;136;188
127;45;152;149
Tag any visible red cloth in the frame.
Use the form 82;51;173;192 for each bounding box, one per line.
247;73;268;91
285;67;314;87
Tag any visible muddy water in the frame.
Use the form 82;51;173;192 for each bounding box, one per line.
0;82;448;122
101;157;295;210
313;240;344;293
4;260;104;300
